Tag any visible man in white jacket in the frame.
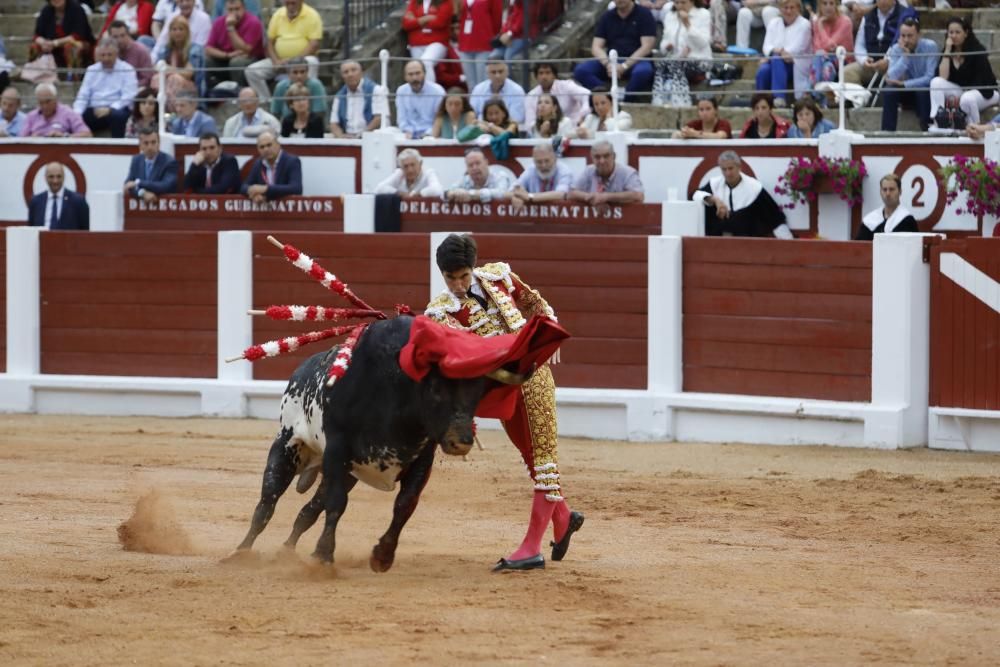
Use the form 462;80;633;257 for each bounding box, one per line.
373;149;444;199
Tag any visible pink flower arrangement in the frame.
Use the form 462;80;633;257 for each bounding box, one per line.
774;156;867;210
938;155;1000;219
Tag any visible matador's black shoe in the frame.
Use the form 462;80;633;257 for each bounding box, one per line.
492;554;545;572
550;511;585;562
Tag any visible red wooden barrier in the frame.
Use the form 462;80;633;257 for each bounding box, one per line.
682;238;873;401
39;232;218;377
124;195;344;231
929;238;1000;410
0;233;6;373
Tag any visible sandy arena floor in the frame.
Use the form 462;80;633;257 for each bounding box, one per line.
1;414;998;666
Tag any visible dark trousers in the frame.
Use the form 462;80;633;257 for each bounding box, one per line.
573;59;655;102
83;106;130;138
881;86;931;131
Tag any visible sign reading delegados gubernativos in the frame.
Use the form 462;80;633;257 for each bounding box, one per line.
399;199;626;220
126;197;338;214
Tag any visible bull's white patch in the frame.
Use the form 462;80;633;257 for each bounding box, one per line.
350;459;402;492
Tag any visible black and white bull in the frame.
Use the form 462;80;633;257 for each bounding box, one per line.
233;315;527;572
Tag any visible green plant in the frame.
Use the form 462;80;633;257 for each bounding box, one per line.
774;156;867;210
938;155;1000;219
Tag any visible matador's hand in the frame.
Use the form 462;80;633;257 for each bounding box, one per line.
550;348;561;365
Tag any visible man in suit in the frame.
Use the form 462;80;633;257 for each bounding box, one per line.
168;90;219;138
241;130;302;203
28;162;90;230
183;132;240;194
124;127;179;204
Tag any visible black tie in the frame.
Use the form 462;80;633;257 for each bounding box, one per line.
50;194;59;228
470;291;489;311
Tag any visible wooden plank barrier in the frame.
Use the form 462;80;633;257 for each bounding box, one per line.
124;195;344;232
682;238;873;402
0;232;6;373
929;238;1000;410
39;232;218;377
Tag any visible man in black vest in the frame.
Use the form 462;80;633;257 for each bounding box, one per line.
842;0;918;88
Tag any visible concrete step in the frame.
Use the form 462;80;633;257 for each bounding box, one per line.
11;79;81;105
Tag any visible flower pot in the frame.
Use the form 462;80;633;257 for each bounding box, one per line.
811;174;836;194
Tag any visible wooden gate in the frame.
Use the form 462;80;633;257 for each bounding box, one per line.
929;238;1000;410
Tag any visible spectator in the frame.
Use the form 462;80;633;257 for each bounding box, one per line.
568;140;644;204
150;0;205;45
881;16;936;132
204;0;265;89
430;87;477;139
31;0;96;73
755;0;811;106
125;86;158;137
401;0;453;85
152;15;200;109
469;60;526;125
271;56;327;119
654;0;712;107
109;20;154;88
169;90;218;136
786;96;834;137
100;0;155;41
374;148;444;199
674;96;732;138
153;0;212;57
490;0;537;62
280;83;325;137
476;98;518;136
395;60;446;139
693;150;793;238
242;130;303;202
183;131;241;194
445;146;513;202
810;0;853;91
638;0;670;22
966;114;1000;141
210;0;259;18
528;93;575;138
124;127;179;203
576;85;632;138
21;82;92;137
28;162;90;231
573;0;657;103
740;92;790;138
710;0;740;53
0;88;27;138
856;173;918;240
223;86;281;137
510;142;574;210
930;16;998;127
74;38;138;138
329;60;389;138
843;0;916;88
434;43;467;91
736;0;780;50
525;62;590;129
457;0;503;90
245;0;322;103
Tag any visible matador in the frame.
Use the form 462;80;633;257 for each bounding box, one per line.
425;233;584;572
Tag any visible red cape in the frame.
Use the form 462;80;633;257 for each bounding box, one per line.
398;315;570;419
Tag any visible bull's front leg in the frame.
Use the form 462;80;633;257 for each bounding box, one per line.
311;442;355;564
370;444;436;573
234;428;298;552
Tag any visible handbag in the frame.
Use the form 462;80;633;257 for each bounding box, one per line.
20;53;57;84
934;96;968;130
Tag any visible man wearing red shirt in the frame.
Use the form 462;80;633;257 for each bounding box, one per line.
205;0;265;88
402;0;453;85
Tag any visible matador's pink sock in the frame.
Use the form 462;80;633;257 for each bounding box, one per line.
551;499;572;542
508;490;557;561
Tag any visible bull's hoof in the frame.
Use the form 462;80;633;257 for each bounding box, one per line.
369;544;395;573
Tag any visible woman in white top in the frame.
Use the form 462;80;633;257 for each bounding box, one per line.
576;86;632;138
528;93;577;139
754;0;812;106
653;0;713;107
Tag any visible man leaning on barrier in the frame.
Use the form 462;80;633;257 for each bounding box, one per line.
242;130;303;204
567;140;644;206
692;150;793;238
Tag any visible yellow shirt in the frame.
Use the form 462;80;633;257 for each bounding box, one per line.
268;4;323;61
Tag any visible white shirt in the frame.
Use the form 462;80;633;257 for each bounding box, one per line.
330;84;390;135
374;166;444;198
152;0;205;23
116;2;141;34
660;7;713;61
524;78;592;128
762;15;812;59
45;188;65;229
154;8;213;55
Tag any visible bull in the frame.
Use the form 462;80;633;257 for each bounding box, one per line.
232;315;532;571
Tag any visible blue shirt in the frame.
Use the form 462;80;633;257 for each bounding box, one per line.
73;59;139;113
595;4;657;58
515;162;574;194
169;109;218;138
470;78;527;125
786;118;835;139
886;38;939;90
0;110;26;137
395;80;445;139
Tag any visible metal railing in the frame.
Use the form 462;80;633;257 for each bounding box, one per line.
343;0;404;57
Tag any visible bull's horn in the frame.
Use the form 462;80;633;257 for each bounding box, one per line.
486;364;535;385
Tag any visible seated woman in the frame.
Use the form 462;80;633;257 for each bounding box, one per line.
281;83;325;138
740;92;790;138
930;16;999;127
675;96;732;138
152;15;200;111
528;93;576;138
754;0;811;107
100;0;155;40
786;96;834;138
476;97;519;136
809;0;852;95
430;87;477;139
654;0;713;107
125;86;158;138
31;0;96;74
856;174;918;241
576;86;633;138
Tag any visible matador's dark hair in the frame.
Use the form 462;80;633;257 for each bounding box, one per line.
436;234;478;272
